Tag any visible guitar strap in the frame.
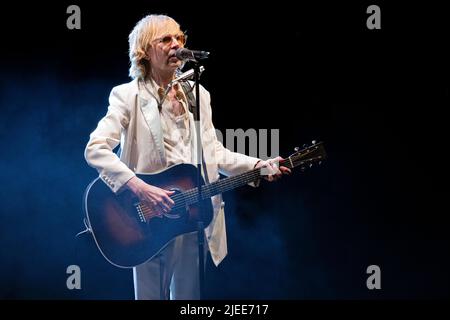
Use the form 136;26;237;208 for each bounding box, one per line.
179;80;210;184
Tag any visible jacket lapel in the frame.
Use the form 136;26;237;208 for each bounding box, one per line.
139;95;166;165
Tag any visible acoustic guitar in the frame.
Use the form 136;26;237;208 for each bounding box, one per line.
83;141;326;268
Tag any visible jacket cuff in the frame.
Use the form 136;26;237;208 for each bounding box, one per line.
100;170;136;194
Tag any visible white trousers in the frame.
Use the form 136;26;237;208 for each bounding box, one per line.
133;231;207;300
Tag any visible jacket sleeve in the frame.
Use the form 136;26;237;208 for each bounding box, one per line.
84;85;136;193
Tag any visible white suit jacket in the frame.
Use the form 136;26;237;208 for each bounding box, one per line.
85;79;260;266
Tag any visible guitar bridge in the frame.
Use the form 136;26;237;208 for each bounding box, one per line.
134;203;147;223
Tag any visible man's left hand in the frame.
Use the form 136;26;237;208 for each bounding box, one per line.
255;156;292;182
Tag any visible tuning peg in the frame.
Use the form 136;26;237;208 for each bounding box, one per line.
312;140;317;145
294;147;299;152
302;144;308;149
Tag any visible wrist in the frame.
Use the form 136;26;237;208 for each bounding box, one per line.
125;176;140;194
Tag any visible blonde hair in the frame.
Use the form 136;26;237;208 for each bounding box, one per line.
128;14;182;80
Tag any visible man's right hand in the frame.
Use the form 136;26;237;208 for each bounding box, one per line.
125;176;175;212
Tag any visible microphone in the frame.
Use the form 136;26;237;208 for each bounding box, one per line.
175;48;210;61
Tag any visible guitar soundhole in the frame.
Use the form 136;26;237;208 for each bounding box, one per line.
132;188;188;223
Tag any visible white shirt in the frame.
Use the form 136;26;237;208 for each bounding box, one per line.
145;79;193;167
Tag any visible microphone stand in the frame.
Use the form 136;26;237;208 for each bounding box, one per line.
192;61;205;300
174;48;210;299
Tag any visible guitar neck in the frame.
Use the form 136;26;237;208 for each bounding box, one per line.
181;158;293;206
205;158;295;198
168;142;325;211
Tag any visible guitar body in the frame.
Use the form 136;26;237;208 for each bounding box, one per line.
84;163;213;268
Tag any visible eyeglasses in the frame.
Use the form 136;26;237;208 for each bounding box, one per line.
153;33;187;46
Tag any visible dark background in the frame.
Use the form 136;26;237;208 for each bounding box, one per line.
0;1;448;299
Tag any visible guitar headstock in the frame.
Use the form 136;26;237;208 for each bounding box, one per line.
284;140;327;172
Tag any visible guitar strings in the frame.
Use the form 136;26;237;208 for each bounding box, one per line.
138;152;322;219
138;155;309;219
139;168;263;217
139;167;263;218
